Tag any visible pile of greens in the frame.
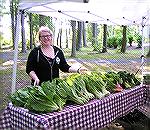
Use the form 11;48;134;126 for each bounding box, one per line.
10;70;140;113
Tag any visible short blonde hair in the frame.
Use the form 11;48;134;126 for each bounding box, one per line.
38;26;53;36
38;26;53;41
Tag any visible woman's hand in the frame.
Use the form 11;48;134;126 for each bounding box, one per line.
77;66;88;74
34;78;40;86
69;63;88;74
29;71;40;86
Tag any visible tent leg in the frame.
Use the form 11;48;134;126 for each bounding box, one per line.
141;16;146;86
11;10;21;94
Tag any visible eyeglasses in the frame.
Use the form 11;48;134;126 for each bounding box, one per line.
40;34;52;39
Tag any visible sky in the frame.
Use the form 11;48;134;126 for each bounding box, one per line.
1;0;11;39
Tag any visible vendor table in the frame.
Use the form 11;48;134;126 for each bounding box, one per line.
0;85;145;130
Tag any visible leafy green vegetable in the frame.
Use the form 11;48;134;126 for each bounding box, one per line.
10;70;140;113
74;77;95;100
82;75;105;99
58;81;87;105
24;86;59;113
41;80;67;111
10;86;33;107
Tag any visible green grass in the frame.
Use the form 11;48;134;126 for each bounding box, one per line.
0;67;30;111
64;47;149;60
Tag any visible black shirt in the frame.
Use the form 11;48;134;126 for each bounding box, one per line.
26;46;70;85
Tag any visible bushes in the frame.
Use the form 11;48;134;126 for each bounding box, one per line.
107;36;122;49
128;35;134;46
107;36;117;48
135;34;142;48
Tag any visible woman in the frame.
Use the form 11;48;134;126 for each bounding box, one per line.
26;26;87;85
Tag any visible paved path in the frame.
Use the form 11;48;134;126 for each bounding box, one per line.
0;49;150;70
0;50;28;61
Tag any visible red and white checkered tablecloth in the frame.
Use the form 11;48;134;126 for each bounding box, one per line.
0;85;144;130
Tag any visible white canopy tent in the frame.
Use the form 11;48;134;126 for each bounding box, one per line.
11;0;150;92
18;0;150;25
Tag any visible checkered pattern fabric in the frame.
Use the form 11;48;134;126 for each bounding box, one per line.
143;85;150;106
138;85;150;118
0;86;144;130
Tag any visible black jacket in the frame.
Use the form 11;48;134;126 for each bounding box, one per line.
26;46;70;85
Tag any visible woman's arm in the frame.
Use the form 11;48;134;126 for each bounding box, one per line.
26;48;40;85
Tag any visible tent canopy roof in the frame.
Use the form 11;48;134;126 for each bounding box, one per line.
19;0;150;25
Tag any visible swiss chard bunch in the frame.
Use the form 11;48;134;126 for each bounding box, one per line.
40;80;67;111
10;86;33;107
24;85;59;113
10;79;68;113
59;80;88;105
117;71;141;88
82;74;104;99
73;76;95;101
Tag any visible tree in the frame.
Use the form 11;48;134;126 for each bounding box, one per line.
56;21;62;48
29;13;33;49
10;0;19;49
82;22;87;47
39;14;47;26
92;23;98;51
10;0;27;52
127;26;136;46
28;14;54;48
101;24;107;53
65;28;69;48
30;14;40;46
21;10;26;53
71;20;76;57
39;15;54;31
121;25;127;53
76;21;83;51
59;28;62;48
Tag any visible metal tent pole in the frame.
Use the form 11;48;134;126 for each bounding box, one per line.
11;10;21;94
140;16;146;86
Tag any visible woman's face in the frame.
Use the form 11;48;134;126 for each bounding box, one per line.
39;31;52;46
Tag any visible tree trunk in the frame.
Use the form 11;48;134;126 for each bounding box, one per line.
121;25;127;53
92;23;98;50
10;0;19;50
102;24;107;53
57;32;59;46
10;1;15;49
56;28;62;48
59;28;62;49
83;22;87;47
21;10;26;53
71;20;76;57
76;21;82;51
29;13;33;49
66;28;69;48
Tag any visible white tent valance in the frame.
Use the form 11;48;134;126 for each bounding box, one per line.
18;0;150;25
